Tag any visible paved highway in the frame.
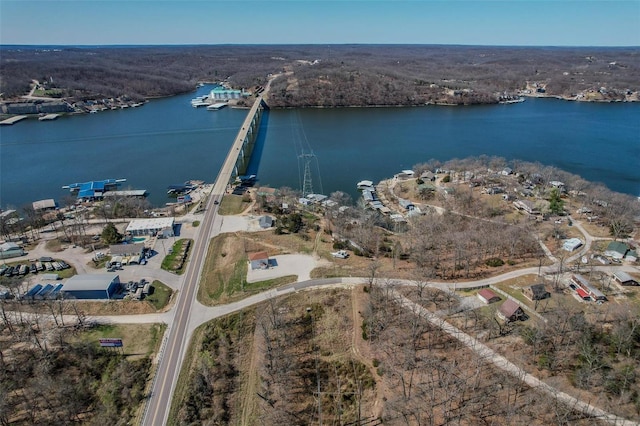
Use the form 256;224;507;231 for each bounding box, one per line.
142;96;264;426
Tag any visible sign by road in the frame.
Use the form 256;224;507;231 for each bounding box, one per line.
99;338;123;348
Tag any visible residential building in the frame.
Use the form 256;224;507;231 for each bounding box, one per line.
563;238;583;252
604;241;629;260
477;288;501;304
514;199;539;215
523;284;550;301
571;274;606;301
248;251;269;270
497;300;526;322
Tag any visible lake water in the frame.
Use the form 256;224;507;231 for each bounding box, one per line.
1;86;638;209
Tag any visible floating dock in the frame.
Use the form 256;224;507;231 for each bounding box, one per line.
63;178;127;200
0;115;28;125
207;102;227;110
38;113;60;121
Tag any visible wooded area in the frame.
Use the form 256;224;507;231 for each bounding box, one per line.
1;45;638;106
0;306;152;425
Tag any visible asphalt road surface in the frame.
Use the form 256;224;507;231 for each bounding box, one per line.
142;96;263;426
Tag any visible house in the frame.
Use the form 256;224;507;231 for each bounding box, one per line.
613;271;638;286
32;198;57;211
484;186;505;195
248;251;269;270
398;198;415;211
571;274;606;301
259;216;273;229
477;288;501;304
420;171;436;182
501;167;513;176
514;199;539;215
626;250;638;262
497;300;526;322
0;242;24;259
306;193;328;203
604;241;629;260
395;170;415;180
523;284;550;301
563;238;583;252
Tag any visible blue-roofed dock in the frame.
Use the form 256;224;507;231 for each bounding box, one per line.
62;178;127;200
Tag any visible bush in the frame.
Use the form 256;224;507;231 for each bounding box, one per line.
333;240;349;250
442;174;451;183
192;220;200;227
485;257;505;267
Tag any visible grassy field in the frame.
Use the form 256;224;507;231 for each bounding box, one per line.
218;193;251;215
76;323;166;359
145;280;174;311
198;233;299;306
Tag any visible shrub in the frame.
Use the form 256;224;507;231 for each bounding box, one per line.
485;257;505;267
442;174;451;183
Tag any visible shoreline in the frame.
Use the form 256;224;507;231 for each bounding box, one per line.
2;85;638;123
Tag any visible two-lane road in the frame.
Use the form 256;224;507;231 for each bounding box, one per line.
143;96;263;426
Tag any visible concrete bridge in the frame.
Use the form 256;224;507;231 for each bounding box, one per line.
142;94;268;426
225;95;267;184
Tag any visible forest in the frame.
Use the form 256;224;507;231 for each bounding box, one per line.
1;45;639;106
0;300;153;425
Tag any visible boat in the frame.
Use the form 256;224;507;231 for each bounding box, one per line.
499;97;526;104
357;180;374;190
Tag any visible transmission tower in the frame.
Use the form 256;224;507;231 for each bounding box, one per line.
299;152;315;197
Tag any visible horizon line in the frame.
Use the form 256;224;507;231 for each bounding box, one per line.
1;43;639;49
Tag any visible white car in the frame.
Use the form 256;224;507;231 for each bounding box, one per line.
331;250;349;259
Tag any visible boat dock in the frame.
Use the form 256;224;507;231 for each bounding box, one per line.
38;113;60;121
207;102;227;110
0;115;28;125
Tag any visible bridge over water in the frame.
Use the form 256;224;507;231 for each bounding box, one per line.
142;94;268;426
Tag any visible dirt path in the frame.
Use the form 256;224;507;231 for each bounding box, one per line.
240;325;260;426
350;287;387;419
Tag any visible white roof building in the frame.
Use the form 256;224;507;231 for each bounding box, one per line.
126;217;175;236
563;238;583;252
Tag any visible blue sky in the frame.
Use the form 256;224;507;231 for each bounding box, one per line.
1;0;638;46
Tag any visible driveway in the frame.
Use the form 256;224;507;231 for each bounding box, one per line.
246;254;319;283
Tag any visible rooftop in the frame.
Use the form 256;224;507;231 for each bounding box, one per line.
126;217;174;232
63;273;119;292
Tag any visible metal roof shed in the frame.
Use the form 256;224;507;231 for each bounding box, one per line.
62;274;120;300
